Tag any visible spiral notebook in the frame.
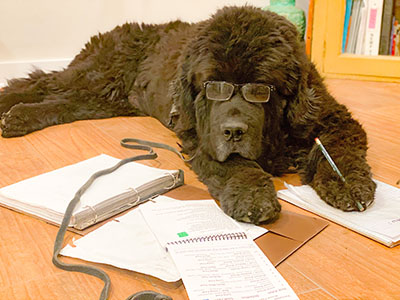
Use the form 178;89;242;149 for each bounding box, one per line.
0;154;183;230
167;232;299;300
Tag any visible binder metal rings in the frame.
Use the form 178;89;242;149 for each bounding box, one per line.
126;187;141;207
84;205;99;226
163;172;178;190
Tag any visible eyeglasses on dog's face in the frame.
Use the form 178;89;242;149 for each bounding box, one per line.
203;81;275;103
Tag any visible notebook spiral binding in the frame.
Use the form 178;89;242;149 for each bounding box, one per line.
167;232;247;246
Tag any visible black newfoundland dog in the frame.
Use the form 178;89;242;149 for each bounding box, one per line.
0;6;376;223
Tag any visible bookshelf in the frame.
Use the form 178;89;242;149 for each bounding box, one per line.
311;0;400;82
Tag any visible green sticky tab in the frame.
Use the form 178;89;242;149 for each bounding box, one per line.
177;232;188;238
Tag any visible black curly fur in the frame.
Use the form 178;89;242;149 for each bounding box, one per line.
0;6;376;224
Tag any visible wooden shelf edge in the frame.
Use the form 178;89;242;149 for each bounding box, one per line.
321;72;400;83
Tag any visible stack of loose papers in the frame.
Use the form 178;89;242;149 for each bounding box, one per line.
61;196;268;282
278;180;400;247
61;196;299;299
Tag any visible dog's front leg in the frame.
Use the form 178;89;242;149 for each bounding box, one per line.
190;152;281;224
297;128;377;212
289;63;377;212
309;135;376;212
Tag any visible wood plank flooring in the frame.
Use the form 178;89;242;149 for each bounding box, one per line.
0;78;399;299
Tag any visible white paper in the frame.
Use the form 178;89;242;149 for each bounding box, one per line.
370;218;400;240
167;234;299;300
140;199;241;246
61;197;181;282
61;196;268;282
238;219;269;240
277;180;400;246
140;198;268;246
0;154;176;224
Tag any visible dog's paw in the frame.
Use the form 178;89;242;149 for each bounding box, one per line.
0;104;33;137
219;170;281;224
313;172;376;212
1;110;14;137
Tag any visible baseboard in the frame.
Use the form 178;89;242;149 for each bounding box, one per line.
0;58;72;87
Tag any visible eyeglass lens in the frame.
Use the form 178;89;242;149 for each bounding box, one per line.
205;82;234;101
242;83;271;103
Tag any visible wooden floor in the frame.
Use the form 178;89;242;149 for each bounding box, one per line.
0;78;399;299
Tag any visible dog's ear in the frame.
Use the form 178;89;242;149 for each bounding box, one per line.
284;61;333;181
286;62;330;139
168;65;205;155
168;41;211;132
168;75;197;134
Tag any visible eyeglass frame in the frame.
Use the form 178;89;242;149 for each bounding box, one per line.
203;81;275;103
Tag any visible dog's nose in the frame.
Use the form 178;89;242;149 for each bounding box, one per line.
221;121;248;142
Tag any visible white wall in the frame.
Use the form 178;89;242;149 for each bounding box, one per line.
0;0;309;86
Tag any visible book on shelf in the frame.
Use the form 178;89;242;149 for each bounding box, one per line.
391;17;400;55
345;0;361;53
364;0;385;55
277;180;400;248
343;0;354;52
357;0;369;54
0;154;183;230
379;0;395;54
343;0;400;56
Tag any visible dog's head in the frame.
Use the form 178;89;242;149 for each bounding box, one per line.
171;6;309;162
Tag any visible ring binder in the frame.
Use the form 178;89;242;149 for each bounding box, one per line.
0;154;184;231
72;170;184;230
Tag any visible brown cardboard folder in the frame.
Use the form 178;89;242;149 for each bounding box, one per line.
257;210;329;266
167;185;329;267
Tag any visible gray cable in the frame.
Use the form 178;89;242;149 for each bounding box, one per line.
52;139;176;300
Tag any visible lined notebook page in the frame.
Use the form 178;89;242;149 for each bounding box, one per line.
278;180;400;247
167;233;298;300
